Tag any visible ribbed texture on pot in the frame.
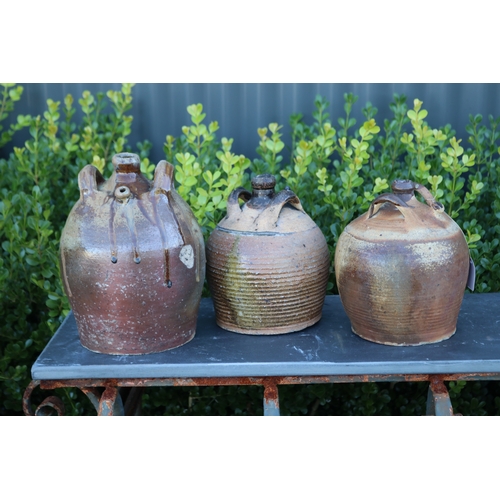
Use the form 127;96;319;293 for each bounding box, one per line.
206;227;330;334
341;282;464;346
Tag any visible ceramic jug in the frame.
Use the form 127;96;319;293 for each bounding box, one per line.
334;179;471;346
206;174;330;334
59;153;205;354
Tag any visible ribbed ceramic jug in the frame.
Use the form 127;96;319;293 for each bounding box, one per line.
59;153;205;354
334;179;470;346
206;174;330;334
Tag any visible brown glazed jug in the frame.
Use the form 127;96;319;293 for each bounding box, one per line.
60;153;205;354
334;179;470;346
206;174;330;334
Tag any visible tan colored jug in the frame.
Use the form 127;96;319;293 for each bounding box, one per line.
206;174;330;334
60;153;205;354
334;179;470;346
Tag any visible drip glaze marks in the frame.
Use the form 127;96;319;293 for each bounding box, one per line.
59;154;206;354
164;249;172;287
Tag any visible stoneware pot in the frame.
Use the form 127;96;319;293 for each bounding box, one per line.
60;153;205;354
334;179;470;346
206;174;330;334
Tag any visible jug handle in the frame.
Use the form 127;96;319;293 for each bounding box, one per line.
226;187;251;218
368;193;409;219
369;185;444;219
153;160;175;194
152;160;187;248
260;188;305;227
78;164;105;198
414;183;445;212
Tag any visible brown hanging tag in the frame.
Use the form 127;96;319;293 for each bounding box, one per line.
467;256;476;291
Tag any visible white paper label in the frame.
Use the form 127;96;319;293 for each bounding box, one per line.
179;244;194;269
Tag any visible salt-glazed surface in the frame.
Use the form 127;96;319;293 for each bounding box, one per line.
206;174;330;335
60;153;205;354
335;180;470;346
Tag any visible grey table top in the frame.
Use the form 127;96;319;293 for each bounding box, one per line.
32;294;500;380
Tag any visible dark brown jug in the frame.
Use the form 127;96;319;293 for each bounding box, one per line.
206;174;330;334
334;180;470;346
60;153;205;354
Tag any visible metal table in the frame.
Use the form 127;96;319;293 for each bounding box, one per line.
23;293;500;416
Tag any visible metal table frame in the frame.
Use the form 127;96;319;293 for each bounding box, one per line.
23;294;500;416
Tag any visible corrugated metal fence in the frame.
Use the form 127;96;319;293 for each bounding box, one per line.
4;83;500;162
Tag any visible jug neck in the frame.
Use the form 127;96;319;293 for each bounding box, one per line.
245;174;276;210
391;179;415;202
111;153;150;196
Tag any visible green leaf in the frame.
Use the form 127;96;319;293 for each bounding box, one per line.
407;110;417;121
184;176;197;187
41;269;53;278
417;109;428;120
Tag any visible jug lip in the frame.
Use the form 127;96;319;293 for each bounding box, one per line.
251;174;276;191
391;179;415;194
112;153;141;173
246;174;277;209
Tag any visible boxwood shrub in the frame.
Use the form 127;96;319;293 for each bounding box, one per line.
2;84;500;415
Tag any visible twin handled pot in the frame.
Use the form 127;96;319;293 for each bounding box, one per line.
206;174;330;334
334;179;471;346
60;153;205;354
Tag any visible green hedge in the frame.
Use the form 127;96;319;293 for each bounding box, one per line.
1;84;500;415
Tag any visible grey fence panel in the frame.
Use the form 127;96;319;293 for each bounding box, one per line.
3;83;500;163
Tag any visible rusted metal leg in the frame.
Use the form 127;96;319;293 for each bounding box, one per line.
426;377;454;416
80;387;103;414
263;380;280;416
81;387;140;415
23;380;40;416
23;380;65;416
99;386;124;416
